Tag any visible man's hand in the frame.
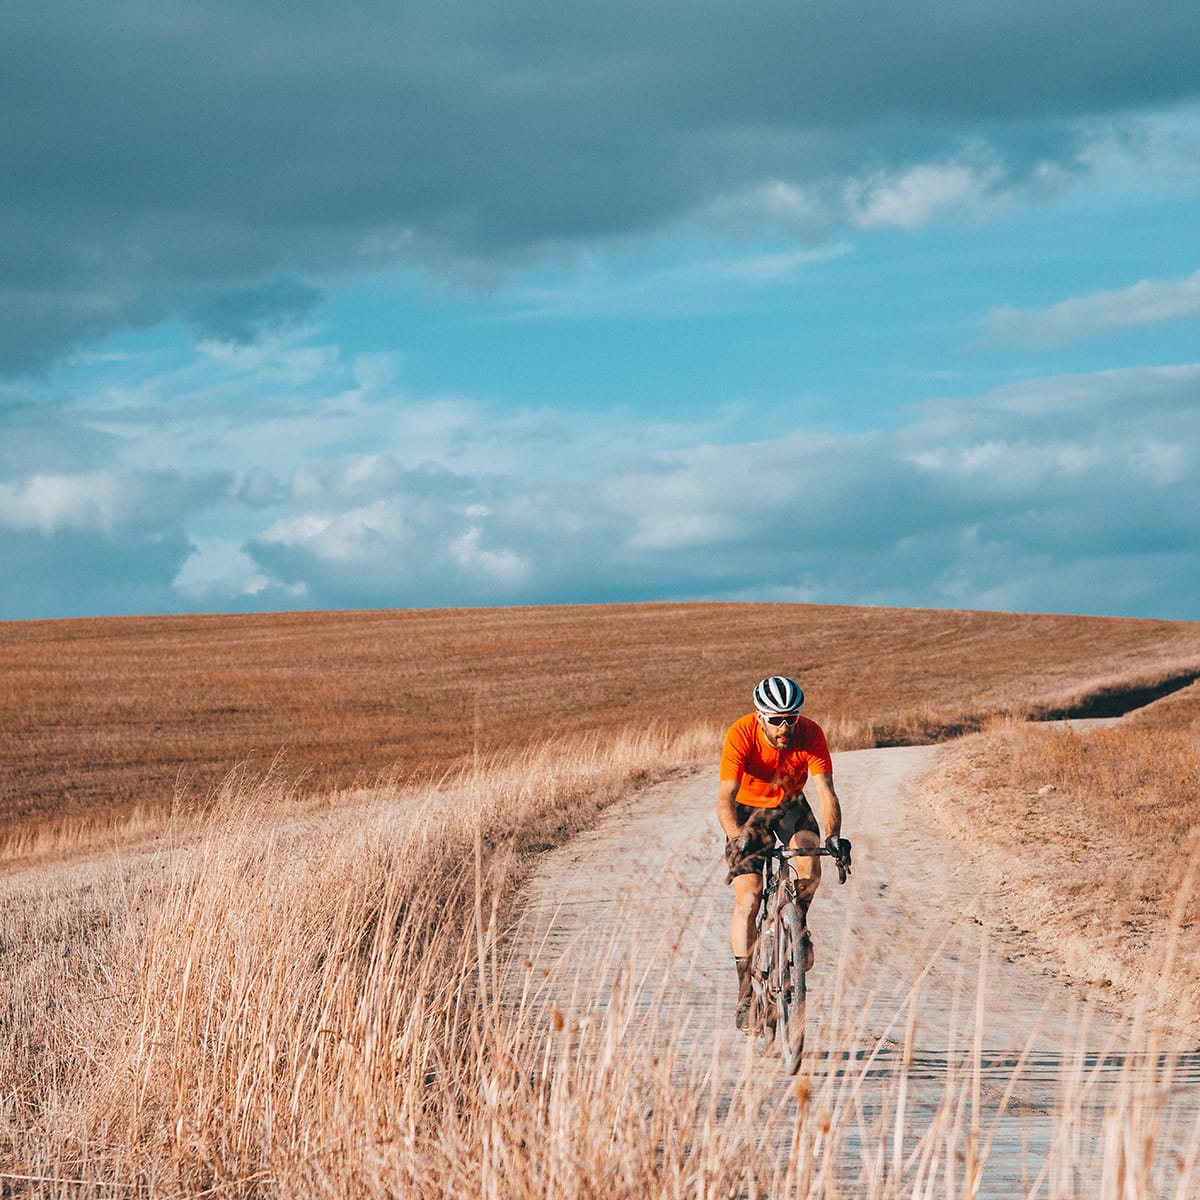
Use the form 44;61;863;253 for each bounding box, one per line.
724;830;760;883
825;835;852;880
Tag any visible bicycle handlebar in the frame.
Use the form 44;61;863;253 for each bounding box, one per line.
767;843;851;884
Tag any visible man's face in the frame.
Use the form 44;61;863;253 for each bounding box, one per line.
758;712;799;749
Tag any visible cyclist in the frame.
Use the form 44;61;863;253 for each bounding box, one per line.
717;675;851;1032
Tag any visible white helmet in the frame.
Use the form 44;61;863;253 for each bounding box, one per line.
752;675;804;714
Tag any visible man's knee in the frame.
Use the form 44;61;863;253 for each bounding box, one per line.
791;870;820;905
732;877;762;915
788;836;821;904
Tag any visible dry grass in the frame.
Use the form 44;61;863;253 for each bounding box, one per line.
1128;679;1200;732
1;723;713;1193
5;602;1200;841
3;724;1197;1198
919;717;1200;1039
1006;723;1199;841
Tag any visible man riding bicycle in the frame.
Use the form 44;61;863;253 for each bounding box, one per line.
717;675;851;1032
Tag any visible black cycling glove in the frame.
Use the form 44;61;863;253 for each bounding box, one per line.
825;836;853;874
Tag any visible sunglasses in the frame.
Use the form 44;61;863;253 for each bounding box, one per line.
760;713;800;727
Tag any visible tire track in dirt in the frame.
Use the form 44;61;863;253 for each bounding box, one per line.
510;744;1199;1195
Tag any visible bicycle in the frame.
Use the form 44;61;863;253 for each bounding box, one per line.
750;840;851;1074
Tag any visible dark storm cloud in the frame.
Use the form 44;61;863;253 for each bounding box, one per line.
5;0;1200;373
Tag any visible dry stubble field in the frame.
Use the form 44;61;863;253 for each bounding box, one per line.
5;601;1200;838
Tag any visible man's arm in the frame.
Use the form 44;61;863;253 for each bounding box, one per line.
716;777;743;839
806;771;843;841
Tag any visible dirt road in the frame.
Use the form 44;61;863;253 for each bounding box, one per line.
512;744;1199;1196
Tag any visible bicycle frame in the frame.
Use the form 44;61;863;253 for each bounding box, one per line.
752;843;842;1073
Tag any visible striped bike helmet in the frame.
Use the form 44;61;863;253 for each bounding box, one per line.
752;675;804;715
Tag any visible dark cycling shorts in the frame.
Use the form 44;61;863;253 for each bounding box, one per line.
724;792;820;881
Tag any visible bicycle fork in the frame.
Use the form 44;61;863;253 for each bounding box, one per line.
755;893;808;1015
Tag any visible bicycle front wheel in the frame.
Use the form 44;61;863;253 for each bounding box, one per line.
752;923;777;1048
776;904;808;1074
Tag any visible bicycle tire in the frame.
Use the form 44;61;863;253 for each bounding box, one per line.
776;903;808;1074
752;923;777;1046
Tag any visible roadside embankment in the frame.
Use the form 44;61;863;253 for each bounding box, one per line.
914;718;1200;1042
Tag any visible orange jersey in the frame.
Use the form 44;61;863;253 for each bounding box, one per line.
719;712;833;808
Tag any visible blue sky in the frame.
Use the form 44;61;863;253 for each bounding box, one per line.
3;1;1199;621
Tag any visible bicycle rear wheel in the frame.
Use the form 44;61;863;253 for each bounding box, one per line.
776;906;808;1074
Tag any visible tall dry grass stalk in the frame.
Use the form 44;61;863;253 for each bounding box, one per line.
4;721;1198;1197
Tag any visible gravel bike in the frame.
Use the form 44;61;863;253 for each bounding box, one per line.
751;840;850;1074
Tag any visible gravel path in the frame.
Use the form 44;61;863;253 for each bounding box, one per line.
510;744;1199;1196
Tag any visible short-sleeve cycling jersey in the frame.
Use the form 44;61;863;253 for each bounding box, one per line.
719;712;833;808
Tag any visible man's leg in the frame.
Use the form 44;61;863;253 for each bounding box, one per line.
787;827;822;907
726;818;767;1031
787;828;820;970
779;795;822;969
731;872;762;1031
730;871;761;957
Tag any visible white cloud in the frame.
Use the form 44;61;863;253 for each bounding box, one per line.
0;464;231;618
340;454;405;494
500;240;850;321
721;244;854;282
701;180;831;239
223;360;1198;616
623;510;740;553
1129;439;1188;483
173;537;273;600
259;501;401;563
259;511;341;549
198;336;336;383
905;372;1199;545
907;438;1108;496
845;161;1003;230
252;487;534;602
912;364;1200;434
449;526;529;584
0;471;126;533
7;338;1199;619
351;352;403;393
989;267;1200;347
0;466;226;537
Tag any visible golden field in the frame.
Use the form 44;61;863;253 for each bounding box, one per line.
5;601;1200;835
3;601;1199;1196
